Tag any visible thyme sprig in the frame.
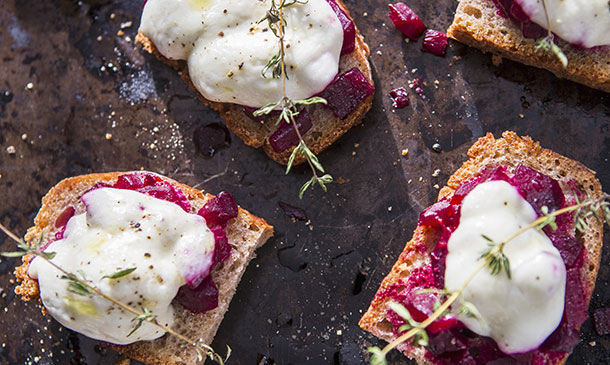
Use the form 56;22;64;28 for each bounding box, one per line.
254;0;332;198
536;0;568;68
367;192;610;365
0;222;230;364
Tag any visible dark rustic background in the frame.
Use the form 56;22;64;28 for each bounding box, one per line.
0;0;609;364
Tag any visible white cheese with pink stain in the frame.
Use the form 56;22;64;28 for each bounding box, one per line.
445;180;566;354
29;188;215;345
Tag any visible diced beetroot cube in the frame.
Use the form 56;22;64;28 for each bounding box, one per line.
422;30;448;56
55;206;75;229
325;0;355;55
551;235;584;268
564;268;588;327
593;308;610;336
428;330;468;356
175;275;219;313
317;68;374;120
427;314;459;334
114;172;158;190
210;225;231;265
512;164;565;216
418;200;459;231
389;87;410;109
541;321;581;352
268;109;313;153
388;3;426;40
198;191;238;228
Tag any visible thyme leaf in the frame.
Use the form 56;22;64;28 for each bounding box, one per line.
479;239;511;279
127;307;156;337
102;267;137;280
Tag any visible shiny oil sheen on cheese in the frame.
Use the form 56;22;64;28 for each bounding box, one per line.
444;181;566;354
140;0;343;108
28;188;215;345
518;0;610;47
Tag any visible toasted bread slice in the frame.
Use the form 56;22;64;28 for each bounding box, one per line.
136;0;373;165
14;172;274;364
447;0;610;93
359;131;604;364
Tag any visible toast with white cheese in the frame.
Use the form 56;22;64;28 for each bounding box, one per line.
447;0;610;93
14;172;273;364
136;0;373;165
359;131;604;364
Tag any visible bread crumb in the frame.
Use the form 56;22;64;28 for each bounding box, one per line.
432;169;440;177
120;21;133;29
336;329;342;335
519;114;524;119
492;54;503;66
25;82;33;90
419;176;423;182
363;12;368;17
105;133;113;140
401;149;408;156
388;206;392;212
336;177;345;184
21;134;27;140
434;184;440;189
97;35;103;42
117;30;125;37
6;146;16;155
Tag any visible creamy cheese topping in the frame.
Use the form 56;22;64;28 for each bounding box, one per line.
140;0;343;107
444;181;566;354
518;0;610;47
29;188;215;345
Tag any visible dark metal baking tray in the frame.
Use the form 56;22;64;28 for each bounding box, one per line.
0;0;609;363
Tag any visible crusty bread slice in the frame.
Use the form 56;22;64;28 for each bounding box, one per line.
14;172;274;364
447;0;610;93
136;0;373;165
359;131;604;364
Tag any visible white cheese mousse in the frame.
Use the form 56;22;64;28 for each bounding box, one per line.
140;0;344;107
444;180;566;354
517;0;610;48
29;188;215;345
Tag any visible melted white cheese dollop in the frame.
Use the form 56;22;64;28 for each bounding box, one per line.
140;0;343;107
444;180;566;354
518;0;610;47
29;188;215;345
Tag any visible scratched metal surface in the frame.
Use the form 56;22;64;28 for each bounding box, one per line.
0;0;609;364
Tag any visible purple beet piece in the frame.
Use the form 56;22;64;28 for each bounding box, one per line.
551;235;584;268
428;330;468;356
389;87;410;109
278;201;308;221
114;172;157;189
317;68;374;120
418;200;459;232
387;3;426;40
410;77;426;99
511;164;564;216
54;206;75;229
210;225;231;265
540;321;581;352
268;109;313;153
175;275;219;313
422;30;448;56
193;123;231;158
198;191;238;228
593;308;610;336
325;0;355;55
564;267;588;327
